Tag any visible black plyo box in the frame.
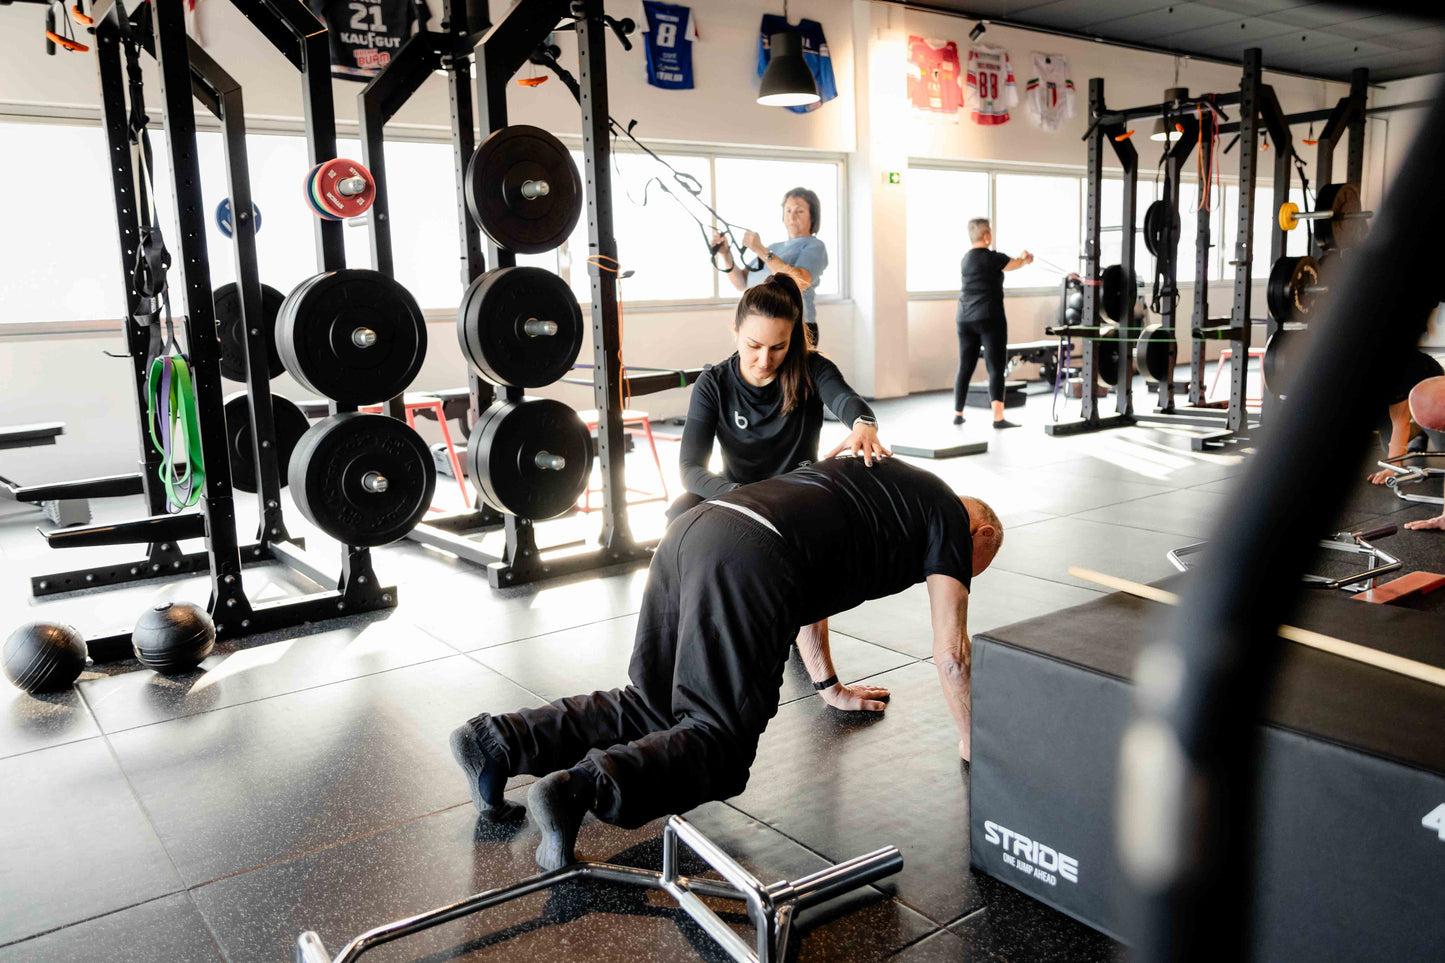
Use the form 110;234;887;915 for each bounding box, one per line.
969;587;1445;959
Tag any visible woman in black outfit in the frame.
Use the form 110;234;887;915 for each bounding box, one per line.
955;217;1032;429
666;273;893;713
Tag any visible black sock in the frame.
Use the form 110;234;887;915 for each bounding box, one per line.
450;722;524;820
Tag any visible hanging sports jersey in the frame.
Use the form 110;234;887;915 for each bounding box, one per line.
1024;53;1077;131
906;36;964;117
637;1;699;89
965;43;1019;126
308;0;416;79
757;15;837;115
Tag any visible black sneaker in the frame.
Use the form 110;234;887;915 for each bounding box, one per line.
992;419;1020;430
952;414;964;426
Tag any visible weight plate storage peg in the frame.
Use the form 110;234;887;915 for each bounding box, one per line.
223;392;311;493
1266;255;1321;323
307;158;376;220
215;197;262;239
215;282;286;382
458;267;585;388
1099;264;1135;323
1313;182;1367;250
1142;200;1179;260
468;398;592;519
1262;328;1307;401
1134;323;1178;384
465;125;582;254
288;413;435;547
275;270;427;406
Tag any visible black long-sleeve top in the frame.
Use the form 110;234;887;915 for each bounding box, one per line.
679;353;875;498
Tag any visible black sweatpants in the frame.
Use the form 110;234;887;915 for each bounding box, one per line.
955;314;1008;409
664;491;706;525
465;503;802;828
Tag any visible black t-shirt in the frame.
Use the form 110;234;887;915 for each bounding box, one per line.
679;353;874;498
722;458;974;624
957;247;1012;322
1387;350;1444;406
309;0;419;78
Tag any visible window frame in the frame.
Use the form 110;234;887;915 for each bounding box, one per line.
0;109;849;335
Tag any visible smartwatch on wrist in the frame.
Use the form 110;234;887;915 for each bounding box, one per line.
853;416;877;430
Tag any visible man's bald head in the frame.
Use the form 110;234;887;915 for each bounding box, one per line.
1410;376;1445;431
961;496;1003;576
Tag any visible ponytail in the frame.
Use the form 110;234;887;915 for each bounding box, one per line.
734;273;813;413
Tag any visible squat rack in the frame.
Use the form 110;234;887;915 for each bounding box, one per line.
1048;49;1367;451
54;0;397;661
355;0;693;588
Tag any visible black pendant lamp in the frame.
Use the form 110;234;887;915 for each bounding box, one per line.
758;3;819;107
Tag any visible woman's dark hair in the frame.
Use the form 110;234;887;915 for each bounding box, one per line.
734;273;813;414
783;187;821;235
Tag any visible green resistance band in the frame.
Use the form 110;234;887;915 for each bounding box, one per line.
146;355;205;510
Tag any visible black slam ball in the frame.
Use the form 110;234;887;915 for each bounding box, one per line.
132;602;216;673
2;622;89;694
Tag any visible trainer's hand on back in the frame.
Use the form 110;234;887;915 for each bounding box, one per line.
820;682;891;713
824;424;892;466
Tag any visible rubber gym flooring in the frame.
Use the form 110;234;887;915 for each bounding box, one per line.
1;382;1440;961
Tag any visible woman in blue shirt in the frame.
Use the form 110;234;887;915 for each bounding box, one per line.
713;187;829;346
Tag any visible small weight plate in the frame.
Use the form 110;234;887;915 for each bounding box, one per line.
314;158;376;219
468;398;592;519
1100;264;1135;323
302;163;341;221
276;270;427;406
1314;182;1366;250
222;392;311;493
1097;334;1123;387
215;282;286;382
1266;255;1320;323
458;267;584;388
288;412;435;546
1134;322;1177;384
1262;329;1299;401
465;125;582;254
215;197;262;239
1143;201;1172;259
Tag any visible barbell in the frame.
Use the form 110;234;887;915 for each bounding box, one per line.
1278;182;1371;249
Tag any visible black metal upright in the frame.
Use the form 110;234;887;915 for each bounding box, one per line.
93;20;167;521
1152;111;1199;413
1188;111;1216;407
576;0;633;554
149;0;249;622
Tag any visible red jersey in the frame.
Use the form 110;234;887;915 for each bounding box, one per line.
906;36;964;116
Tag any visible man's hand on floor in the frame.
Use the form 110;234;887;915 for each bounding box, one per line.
820;682;891;712
1405;513;1445;531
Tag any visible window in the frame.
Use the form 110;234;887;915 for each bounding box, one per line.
1098;178;1156;280
1220;184;1307;279
994;172;1080;289
0;122;124;323
714;156;842;297
904;167;989;292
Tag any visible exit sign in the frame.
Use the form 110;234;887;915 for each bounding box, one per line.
885;171;902;184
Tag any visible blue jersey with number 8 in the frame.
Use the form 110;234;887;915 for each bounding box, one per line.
640;1;697;90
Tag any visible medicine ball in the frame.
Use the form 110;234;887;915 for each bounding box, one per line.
133;602;216;673
2;622;89;694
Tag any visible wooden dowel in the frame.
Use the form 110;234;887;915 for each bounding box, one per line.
1067;566;1445;690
